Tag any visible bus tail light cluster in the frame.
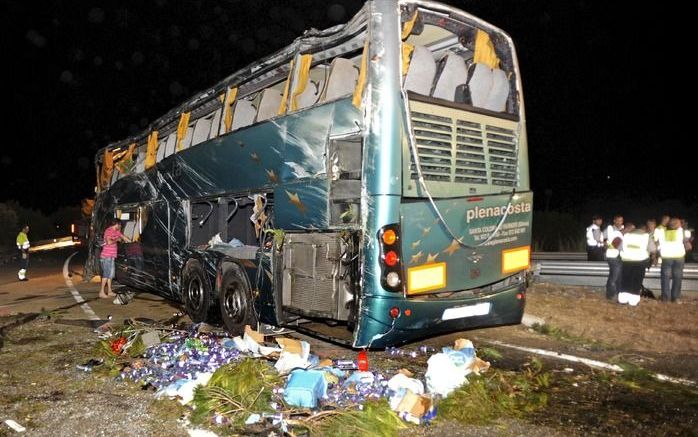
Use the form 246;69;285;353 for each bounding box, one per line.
379;224;403;292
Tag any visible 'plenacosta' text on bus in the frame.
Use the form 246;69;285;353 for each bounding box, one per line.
466;202;532;224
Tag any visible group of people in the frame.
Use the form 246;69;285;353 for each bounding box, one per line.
14;219;129;301
586;214;693;305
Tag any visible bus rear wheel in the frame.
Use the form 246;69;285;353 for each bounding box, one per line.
182;260;213;323
219;267;256;335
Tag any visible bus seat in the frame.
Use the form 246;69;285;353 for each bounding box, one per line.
483;68;510;112
431;53;468;101
123;221;136;238
135;145;146;172
164;133;177;158
468;63;493;108
191;116;213;146
231;99;256;131
156;139;166;162
180;126;194;150
404;45;436;96
209;108;222;137
295;66;328;110
320;58;359;103
255;88;284;122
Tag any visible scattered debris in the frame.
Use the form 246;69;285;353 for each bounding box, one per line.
88;319;497;434
76;358;104;372
4;419;26;433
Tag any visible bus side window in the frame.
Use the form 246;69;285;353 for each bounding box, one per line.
164;133;177;158
231;99;256;131
319;58;359;103
295;65;329;111
255;87;284;123
191;116;213;146
431;52;468;101
404;45;436;96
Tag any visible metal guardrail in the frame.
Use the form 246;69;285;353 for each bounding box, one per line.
532;257;698;292
532;252;588;261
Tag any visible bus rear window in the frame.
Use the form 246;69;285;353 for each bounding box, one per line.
402;12;517;116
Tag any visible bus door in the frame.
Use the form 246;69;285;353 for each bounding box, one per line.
136;200;178;297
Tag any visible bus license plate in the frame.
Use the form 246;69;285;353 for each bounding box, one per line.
442;302;491;321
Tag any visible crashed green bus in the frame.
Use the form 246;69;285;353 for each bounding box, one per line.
87;0;532;348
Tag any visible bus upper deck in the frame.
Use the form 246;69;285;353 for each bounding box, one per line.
87;0;531;348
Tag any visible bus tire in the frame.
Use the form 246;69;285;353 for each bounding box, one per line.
219;266;256;335
182;259;213;323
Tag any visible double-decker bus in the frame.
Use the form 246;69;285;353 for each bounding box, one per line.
86;0;532;348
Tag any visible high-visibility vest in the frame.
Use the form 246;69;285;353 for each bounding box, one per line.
620;231;650;262
605;225;623;259
658;227;686;259
586;224;602;247
16;231;30;250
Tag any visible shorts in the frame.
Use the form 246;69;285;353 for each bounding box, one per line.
100;257;115;279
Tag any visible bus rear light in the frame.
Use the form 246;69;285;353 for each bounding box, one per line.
382;229;397;245
378;224;403;292
384;251;398;267
502;245;531;274
516;293;524;300
385;271;401;287
404;308;411;316
389;306;400;319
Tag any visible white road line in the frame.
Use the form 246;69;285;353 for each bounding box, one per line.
63;252;100;321
489;340;696;387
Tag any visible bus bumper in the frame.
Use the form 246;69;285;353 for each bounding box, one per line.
352;281;525;348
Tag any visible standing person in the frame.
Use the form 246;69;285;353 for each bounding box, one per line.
657;217;687;303
681;219;694;261
619;224;656;306
604;215;624;300
585;215;605;261
654;215;670;244
16;225;30;281
646;218;657;243
99;219;129;298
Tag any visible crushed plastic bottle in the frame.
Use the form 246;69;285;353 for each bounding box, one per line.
333;359;358;370
357;350;369;371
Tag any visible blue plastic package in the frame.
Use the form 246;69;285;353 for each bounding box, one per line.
283;369;327;408
441;346;475;367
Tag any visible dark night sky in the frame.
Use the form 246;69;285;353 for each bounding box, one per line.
0;0;692;217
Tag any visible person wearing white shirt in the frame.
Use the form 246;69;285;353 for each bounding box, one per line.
585;215;605;261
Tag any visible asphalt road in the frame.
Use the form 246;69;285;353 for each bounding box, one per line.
0;249;183;325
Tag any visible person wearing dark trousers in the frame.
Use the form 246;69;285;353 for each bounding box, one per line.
618;224;655;306
16;225;30;281
586;215;605;261
657;217;687;303
604;215;624;300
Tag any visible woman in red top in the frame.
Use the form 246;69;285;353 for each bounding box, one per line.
99;219;130;298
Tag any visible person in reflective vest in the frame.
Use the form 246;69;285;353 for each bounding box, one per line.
603;214;624;300
657;217;687;303
619;224;656;306
16;225;30;281
585;215;605;261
